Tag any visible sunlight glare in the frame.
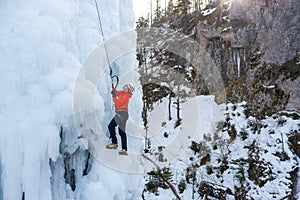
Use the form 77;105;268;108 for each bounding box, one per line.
133;0;149;20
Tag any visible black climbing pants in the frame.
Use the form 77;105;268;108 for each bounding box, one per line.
108;112;129;151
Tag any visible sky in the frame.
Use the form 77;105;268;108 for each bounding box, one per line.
133;0;149;19
133;0;169;20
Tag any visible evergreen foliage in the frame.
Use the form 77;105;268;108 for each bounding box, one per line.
145;167;173;195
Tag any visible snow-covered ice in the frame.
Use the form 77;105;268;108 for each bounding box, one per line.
0;0;141;199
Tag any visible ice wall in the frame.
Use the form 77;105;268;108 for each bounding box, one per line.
0;0;142;199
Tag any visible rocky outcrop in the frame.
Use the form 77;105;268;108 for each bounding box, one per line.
195;0;300;114
230;0;300;64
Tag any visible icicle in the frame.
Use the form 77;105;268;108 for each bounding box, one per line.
237;50;241;78
233;49;236;63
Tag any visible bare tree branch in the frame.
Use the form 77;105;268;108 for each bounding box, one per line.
142;154;182;200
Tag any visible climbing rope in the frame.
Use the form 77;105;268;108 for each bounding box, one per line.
94;0;119;88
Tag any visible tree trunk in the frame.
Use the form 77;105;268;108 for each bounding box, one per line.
150;0;153;26
176;85;181;121
168;93;172;120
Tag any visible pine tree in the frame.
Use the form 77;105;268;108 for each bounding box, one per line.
136;16;149;28
153;0;163;24
175;0;192;16
166;0;175;19
193;0;204;11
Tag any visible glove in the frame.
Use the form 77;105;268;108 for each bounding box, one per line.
111;89;116;97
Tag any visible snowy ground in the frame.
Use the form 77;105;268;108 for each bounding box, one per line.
143;96;225;169
143;102;300;200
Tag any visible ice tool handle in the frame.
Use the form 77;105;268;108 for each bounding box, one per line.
111;75;119;90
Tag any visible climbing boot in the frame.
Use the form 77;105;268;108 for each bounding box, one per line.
106;143;118;149
119;149;128;155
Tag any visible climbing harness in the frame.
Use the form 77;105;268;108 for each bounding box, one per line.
94;0;119;89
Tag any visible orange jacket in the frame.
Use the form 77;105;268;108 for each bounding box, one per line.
113;90;132;112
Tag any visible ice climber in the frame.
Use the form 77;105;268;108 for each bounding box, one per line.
106;84;134;155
